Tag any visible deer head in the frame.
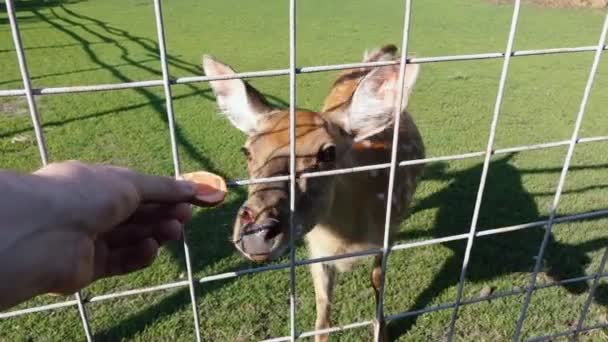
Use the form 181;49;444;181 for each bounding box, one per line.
202;45;419;263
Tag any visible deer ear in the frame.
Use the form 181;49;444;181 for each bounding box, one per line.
362;44;398;62
202;55;272;135
347;63;419;140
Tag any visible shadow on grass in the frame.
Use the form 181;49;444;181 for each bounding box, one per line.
6;4;220;175
94;189;309;340
6;2;607;339
0;0;88;27
0;2;288;140
97;153;608;340
94;185;308;341
0;57;159;85
0;0;83;19
94;192;247;340
2;2;288;339
0;0;86;13
388;154;608;340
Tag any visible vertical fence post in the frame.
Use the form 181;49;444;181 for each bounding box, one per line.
512;10;608;341
446;1;522;340
5;0;94;340
152;0;202;340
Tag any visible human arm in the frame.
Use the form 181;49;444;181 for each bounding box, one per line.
0;161;199;311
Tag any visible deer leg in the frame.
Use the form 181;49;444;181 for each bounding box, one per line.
372;255;388;342
310;262;336;342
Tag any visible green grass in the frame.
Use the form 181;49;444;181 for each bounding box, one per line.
1;0;608;340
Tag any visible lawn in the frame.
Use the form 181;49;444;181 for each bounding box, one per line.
1;0;608;340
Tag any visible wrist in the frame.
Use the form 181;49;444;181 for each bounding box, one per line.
0;171;63;310
1;171;59;229
0;238;56;311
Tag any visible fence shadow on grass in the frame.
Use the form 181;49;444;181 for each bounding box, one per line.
388;154;608;341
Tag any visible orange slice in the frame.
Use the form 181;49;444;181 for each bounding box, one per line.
180;171;227;207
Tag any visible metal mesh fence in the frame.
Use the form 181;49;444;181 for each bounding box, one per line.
2;0;608;341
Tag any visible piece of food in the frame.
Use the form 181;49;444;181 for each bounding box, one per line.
180;171;227;207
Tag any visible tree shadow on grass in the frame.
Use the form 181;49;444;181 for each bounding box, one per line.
6;3;607;339
0;3;288;141
2;3;290;339
5;5;214;170
0;0;87;13
0;0;80;17
0;0;88;27
388;154;608;340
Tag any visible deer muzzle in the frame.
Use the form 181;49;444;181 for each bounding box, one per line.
235;217;283;262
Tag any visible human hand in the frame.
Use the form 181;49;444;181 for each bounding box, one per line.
1;161;199;307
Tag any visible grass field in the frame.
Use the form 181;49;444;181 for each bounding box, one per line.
1;0;608;340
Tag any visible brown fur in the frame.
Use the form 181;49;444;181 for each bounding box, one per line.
322;44;398;113
202;45;424;341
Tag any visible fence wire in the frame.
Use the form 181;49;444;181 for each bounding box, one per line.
5;0;92;340
1;0;608;341
288;0;298;339
151;0;203;340
374;1;413;341
513;9;608;341
448;1;522;339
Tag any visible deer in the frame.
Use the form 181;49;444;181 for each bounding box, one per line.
202;44;425;341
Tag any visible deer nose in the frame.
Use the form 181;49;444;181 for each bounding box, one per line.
239;207;255;225
238;217;282;259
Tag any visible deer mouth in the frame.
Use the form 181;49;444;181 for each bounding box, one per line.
234;218;284;262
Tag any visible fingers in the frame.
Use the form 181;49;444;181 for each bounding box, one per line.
95;218;184;280
128;203;192;225
101;238;160;277
108;166;197;203
32;162;202;240
103;219;183;249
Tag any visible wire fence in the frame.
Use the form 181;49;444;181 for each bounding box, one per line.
2;0;608;341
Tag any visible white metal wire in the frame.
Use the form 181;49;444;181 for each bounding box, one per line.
5;0;92;340
288;0;298;339
1;207;607;330
5;0;48;165
0;300;81;319
226;135;608;187
0;154;606;333
262;272;608;341
512;10;608;341
374;0;413;341
2;1;608;341
447;1;522;339
2;46;608;98
74;292;93;342
152;0;202;340
88;280;190;303
6;269;608;340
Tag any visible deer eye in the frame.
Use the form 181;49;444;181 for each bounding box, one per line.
318;144;336;163
241;147;251;160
